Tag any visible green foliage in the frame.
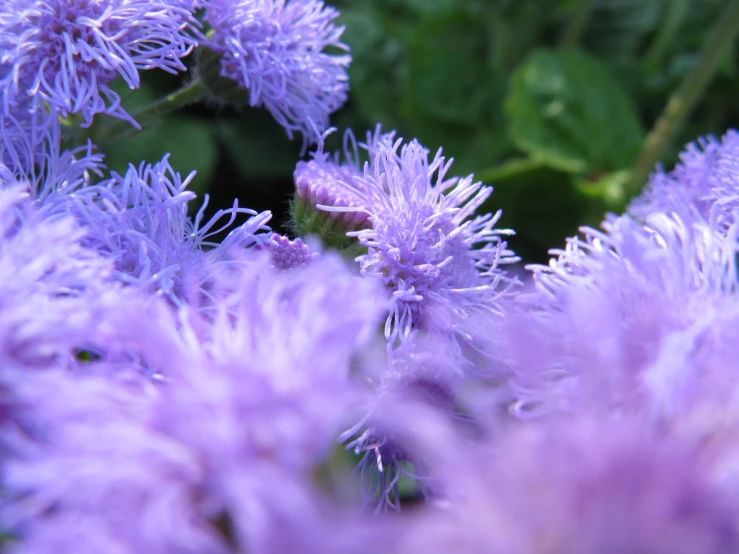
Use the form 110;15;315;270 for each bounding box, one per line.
505;48;644;175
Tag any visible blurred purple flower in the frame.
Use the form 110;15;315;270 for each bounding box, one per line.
3;254;388;553
396;418;739;554
505;211;739;420
630;129;739;234
0;0;199;127
204;0;351;146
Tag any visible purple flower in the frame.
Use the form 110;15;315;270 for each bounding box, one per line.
204;0;351;145
327;132;519;351
630;129;739;234
293;129;373;231
3;254;388;554
0;185;120;372
505;211;739;420
397;417;739;554
0;112;103;217
70;155;272;305
340;334;463;512
0;0;199;127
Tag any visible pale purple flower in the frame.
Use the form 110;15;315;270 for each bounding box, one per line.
293;129;372;234
396;417;739;554
0;112;103;217
341;334;466;512
326;132;519;351
3;254;388;554
505;211;739;420
204;0;351;145
630;129;739;234
0;0;199;127
70;155;272;304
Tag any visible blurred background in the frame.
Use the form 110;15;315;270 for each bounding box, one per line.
100;0;739;263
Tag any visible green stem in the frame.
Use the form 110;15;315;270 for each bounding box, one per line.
559;0;594;48
628;1;739;196
642;0;691;72
100;78;209;142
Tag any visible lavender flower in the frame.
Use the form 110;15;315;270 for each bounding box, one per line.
70;155;272;305
0;112;103;218
506;211;739;420
3;254;388;554
204;0;351;145
341;334;463;512
396;418;739;554
630;129;739;234
0;0;199;127
324;132;519;351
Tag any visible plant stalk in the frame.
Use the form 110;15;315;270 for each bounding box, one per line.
628;1;739;196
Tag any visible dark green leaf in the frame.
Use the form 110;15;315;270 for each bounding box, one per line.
505;48;644;175
216;110;300;181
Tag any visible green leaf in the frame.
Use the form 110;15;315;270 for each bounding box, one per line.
505;48;644;175
338;8;405;128
402;8;494;127
216;110;300;181
102;117;217;197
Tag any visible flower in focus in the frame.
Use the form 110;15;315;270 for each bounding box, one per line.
0;0;199;127
327;132;519;351
70;155;272;305
204;0;351;145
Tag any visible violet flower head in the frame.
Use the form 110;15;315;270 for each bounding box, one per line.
0;112;103;218
0;0;199;127
0;185;117;367
341;335;463;512
330;133;519;349
630;129;739;234
71;155;272;304
506;211;739;420
204;0;351;145
399;419;739;554
292;128;398;237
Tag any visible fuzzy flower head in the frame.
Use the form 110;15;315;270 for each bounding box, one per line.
204;0;351;145
3;253;388;554
1;112;103;218
71;155;272;305
506;211;739;420
630;129;739;234
397;418;739;554
327;132;518;349
0;0;198;127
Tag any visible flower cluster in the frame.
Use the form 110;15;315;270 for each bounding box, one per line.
3;0;739;552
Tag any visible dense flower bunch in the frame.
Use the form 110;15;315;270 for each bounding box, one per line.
3;1;739;553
